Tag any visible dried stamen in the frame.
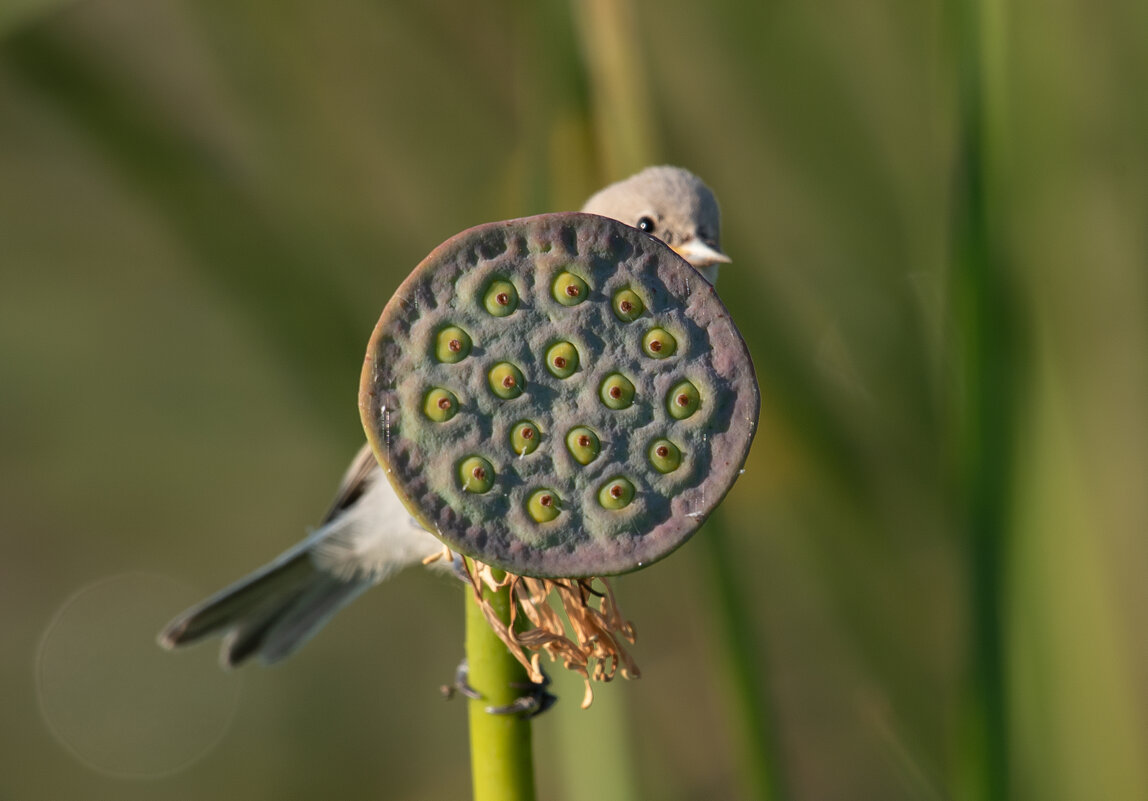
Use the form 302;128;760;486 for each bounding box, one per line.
460;555;641;709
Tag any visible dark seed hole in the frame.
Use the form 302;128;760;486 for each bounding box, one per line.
676;394;689;406
609;386;622;399
503;376;516;388
472;467;486;480
496;292;510;305
656;446;669;457
437;398;451;409
521;427;534;439
578;435;591;447
610;485;624;498
565;285;580;297
649;340;663;352
448;339;462;352
620;300;633;312
540;495;553;507
554;356;567;368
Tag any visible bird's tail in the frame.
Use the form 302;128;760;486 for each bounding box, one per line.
158;546;372;668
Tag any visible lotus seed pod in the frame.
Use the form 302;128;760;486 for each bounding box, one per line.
642;327;677;359
599;372;636;410
484;279;518;317
488;362;525;399
612;288;645;322
545;341;580;378
510;420;541;456
552;271;589;306
423;387;459;422
598;476;636;510
565;426;601;465
648;438;682;473
360;212;759;577
667;379;701;420
459;456;495;494
527;488;562;522
436;325;473;363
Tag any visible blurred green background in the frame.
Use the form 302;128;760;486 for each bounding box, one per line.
3;1;1146;799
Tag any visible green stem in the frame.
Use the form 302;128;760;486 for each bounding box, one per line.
465;570;536;801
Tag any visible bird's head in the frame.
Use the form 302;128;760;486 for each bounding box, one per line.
581;165;730;285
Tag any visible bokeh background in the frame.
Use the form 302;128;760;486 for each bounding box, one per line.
2;1;1145;799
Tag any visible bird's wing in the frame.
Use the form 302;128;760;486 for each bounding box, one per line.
317;442;380;526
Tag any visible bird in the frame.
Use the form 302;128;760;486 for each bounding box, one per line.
158;165;730;668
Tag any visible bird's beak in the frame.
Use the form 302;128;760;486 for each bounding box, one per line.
672;238;731;268
671;238;731;285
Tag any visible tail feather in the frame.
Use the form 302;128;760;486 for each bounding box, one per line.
159;547;371;667
219;598;303;667
255;579;369;665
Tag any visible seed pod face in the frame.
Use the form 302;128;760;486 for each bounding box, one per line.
361;212;759;577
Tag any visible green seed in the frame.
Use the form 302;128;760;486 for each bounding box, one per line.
488;362;525;399
642;327;678;358
552;271;589;306
612;288;645;322
435;326;472;363
483;279;519;317
545;341;580;378
565;426;601;465
423;388;459;422
599;373;635;410
667;380;701;419
510;420;541;455
527;488;561;522
458;456;494;494
648;439;682;473
598;476;636;510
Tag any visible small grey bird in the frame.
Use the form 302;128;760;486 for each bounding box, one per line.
159;165;729;667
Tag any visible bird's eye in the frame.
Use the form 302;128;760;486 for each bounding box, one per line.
637;216;656;233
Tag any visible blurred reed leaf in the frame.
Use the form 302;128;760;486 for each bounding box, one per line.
2;18;363;423
949;0;1017;798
